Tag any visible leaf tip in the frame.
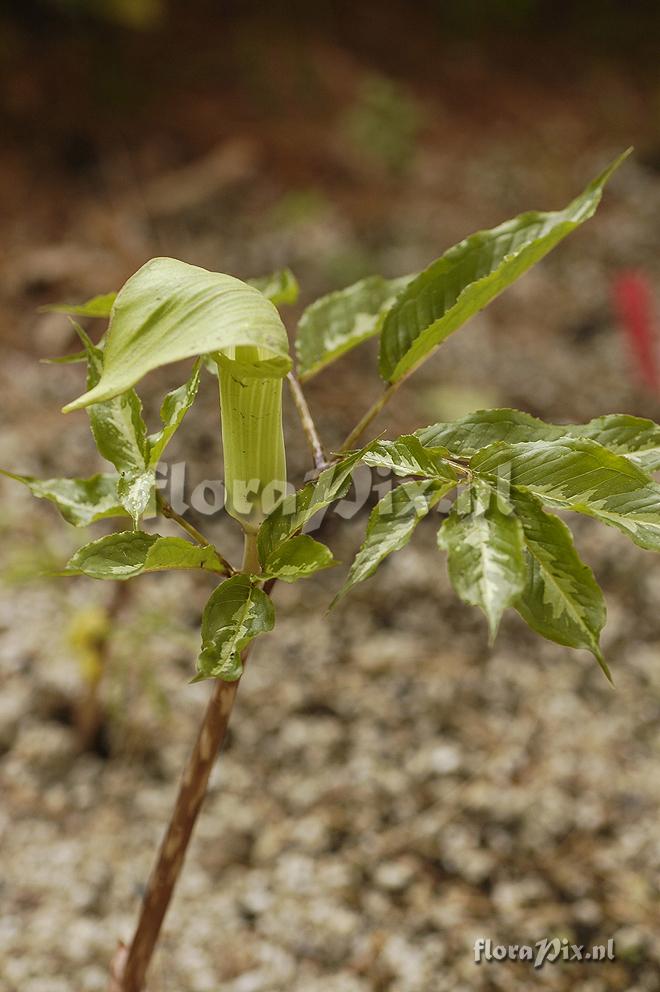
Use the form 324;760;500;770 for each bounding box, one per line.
596;651;615;686
592;147;633;191
486;614;501;647
327;589;344;613
62;387;100;413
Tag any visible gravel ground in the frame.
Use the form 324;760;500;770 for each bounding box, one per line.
2;23;660;990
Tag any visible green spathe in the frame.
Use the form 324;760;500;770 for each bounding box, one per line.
63;258;292;412
218;347;287;531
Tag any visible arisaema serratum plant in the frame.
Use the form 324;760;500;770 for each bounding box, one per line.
6;148;660;991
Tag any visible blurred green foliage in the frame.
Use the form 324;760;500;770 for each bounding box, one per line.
267;189;331;229
341;74;422;178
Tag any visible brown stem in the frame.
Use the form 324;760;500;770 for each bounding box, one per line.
287;372;327;471
109;370;319;990
110;673;242;992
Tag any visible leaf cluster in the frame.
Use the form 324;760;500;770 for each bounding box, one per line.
5;151;651;683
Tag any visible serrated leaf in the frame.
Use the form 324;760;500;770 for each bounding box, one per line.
196;575;275;681
417;408;566;455
296;273;412;381
509;489;608;677
41;292;117;318
67;531;227;579
63;258;291;411
332;478;454;605
72;322;150;523
258;449;366;565
417;408;660;471
248;269;299;306
148;360;202;467
565;414;660;472
379;151;630;382
472;437;660;551
73;325;148;474
438;479;526;639
261;534;338;582
0;470;127;527
362;435;456;479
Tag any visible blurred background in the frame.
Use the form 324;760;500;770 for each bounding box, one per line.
2;2;660;990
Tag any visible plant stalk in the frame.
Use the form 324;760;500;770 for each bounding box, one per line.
286;372;327;470
157;493;235;575
109;531;258;992
338;380;401;453
242;529;261;575
109;672;241;992
109;364;319;989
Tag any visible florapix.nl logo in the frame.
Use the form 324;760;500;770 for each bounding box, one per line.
153;459;514;528
474;937;616;968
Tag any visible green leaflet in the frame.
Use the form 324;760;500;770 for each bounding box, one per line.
260;534;338;582
417;409;567;454
196;575;275;682
509;489;608;678
332;478;454;605
296;273;412;381
63;258;292;411
118;357;201;520
72;323;200;523
41;350;88;365
248;269;300;306
378;150;630;383
148;360;202;467
566;414;660;472
471;438;660;552
362;435;456;479
72;323;150;523
258;438;456;573
41;292;117;318
258;449;366;565
0;470;127;527
73;324;148;473
438;479;526;640
115;473;155;524
68;531;227;580
417;408;660;470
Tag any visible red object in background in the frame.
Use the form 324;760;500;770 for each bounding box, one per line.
613;271;659;392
